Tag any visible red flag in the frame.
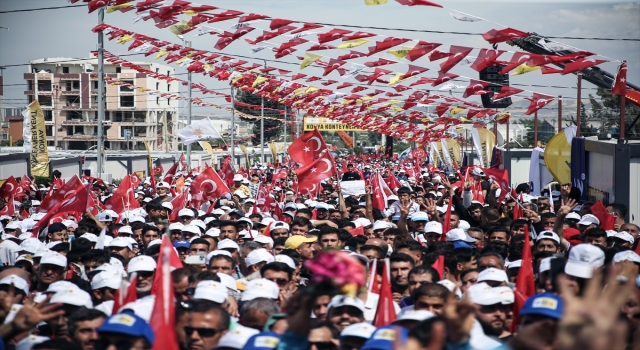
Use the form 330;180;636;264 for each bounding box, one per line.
20;175;34;192
499;52;533;74
288;129;328;165
406;41;441;62
491;86;524;102
112;278;139;314
349;226;365;237
512;194;524;220
37;175;84;213
162;161;180;184
151;165;164;176
372;261;397;327
368;259;379;294
512;225;535;331
295;151;337;193
191;166;232;210
0;196;16;217
20;208;29;220
431;255;445;280
439;46;473;73
561;58;607;75
168;191;189;222
0;176;22;200
370;173;388;211
462;79;492;98
104;175;140;215
441;199;453;240
589;200;615;231
431;71;459;87
524;93;555;115
482;168;510;204
31;182;89;236
317;29;352;43
470;48;506;72
611;62;627;96
482;28;530;44
218;156;235;189
150;235;180;350
395;0;443;7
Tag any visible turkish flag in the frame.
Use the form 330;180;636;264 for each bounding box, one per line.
524;93;555;115
162;161;180;184
561;58;607;75
20;208;29;220
287;129;328;165
512;194;524;220
87;0;108;13
372;261;397;327
431;71;459;87
431;255;445;280
368;259;380;294
463;79;492;98
168;191;189;222
512;225;535;331
406;41;441;62
491;86;524;101
349;226;365;237
0;176;22;200
400;65;429;80
470;48;506;72
218;156;235;189
37;175;84;213
395;0;443;7
150;235;181;350
295;151;336;193
384;173;402;191
482;167;510;204
32;182;89;236
112;278;139;315
0;196;16;217
442;199;453;240
439;46;473;73
191;166;231;210
151;165;164;176
20;175;34;193
611;62;627;96
482;28;530;44
255;185;273;213
317;29;352;43
104;175;140;215
499;52;533;74
370;174;388;211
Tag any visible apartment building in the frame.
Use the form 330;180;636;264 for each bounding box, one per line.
24;53;179;151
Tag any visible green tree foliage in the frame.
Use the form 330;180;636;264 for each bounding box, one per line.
234;89;285;145
517;119;555;147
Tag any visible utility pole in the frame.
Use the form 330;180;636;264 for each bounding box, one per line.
97;7;105;178
260;96;265;164
576;72;582;137
619;60;627;143
230;85;236;168
185;40;192;170
557;96;562;133
52;84;59;149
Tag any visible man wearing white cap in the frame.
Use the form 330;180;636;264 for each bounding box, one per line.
466;283;511;340
231;174;250;198
108;237;134;265
326;295;366;332
535;231;562;253
178;208;195;226
128;255;157;298
48;286;93;338
564;244;605;294
154;181;172;203
35;252;67;292
244;248;275;281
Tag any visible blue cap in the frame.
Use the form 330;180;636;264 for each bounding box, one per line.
98;312;155;345
242;331;281;350
361;326;408;350
173;240;190;249
453;241;473;249
48;223;67;233
520;293;563;319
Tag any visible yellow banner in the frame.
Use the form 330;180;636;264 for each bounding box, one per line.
444;138;462;169
304;117;364;131
471;128;496;168
269;142;278;163
28;101;50;177
239;144;250;167
544;127;575;184
199;141;214;155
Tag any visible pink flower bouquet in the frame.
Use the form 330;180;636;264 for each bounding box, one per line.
305;250;366;297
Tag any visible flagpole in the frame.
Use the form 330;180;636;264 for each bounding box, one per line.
619;61;626;143
186;40;192;171
557;95;562;133
576;72;582;137
261;96;265;165
533;110;538;147
97;7;105;178
230;86;236;170
283;106;287;154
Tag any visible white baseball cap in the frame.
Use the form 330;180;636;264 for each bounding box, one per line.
387;195;399;201
206;250;232;264
564;244;605;279
109;237;132;250
216;325;260;349
127;255;157;273
95;212;113;222
80;233;98;243
446;229;476;243
471;168;486;177
254;235;274;247
273;255;296;270
577;214;600;227
565;212;581;220
91;267;123;290
394;310;435;323
506;260;522;269
271;222;290;232
477;268;508;283
15;335;49;350
118;226;133;235
50;287;93;308
613;250;640;264
245;248;275;267
233;174;244;182
205;228;220;237
0;275;29;295
535;231;560;244
466;283;503;305
327;295;365;314
241;278;279;301
40;252;67;267
372;221;392;231
424;221;443;235
539;257;553;273
353;218;372;228
613;231;634;244
178;208;195;217
19;238;43;254
340;322;377;339
182;224;200;235
156;181;170;189
161;202;174;211
411;212;430;222
193;280;228;304
217;272;238;292
218;239;240;251
493;286;514;304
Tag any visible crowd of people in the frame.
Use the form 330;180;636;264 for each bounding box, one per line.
0;156;638;350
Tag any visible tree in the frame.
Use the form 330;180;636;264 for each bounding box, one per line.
234;89;285;145
595;87;640;138
517;118;554;147
367;131;381;146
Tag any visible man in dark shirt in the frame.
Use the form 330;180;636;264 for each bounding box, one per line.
341;164;361;182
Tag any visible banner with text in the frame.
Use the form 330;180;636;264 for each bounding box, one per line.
27;101;50;177
304;117;365;131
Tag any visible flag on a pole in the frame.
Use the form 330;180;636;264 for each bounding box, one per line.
176;118;222;145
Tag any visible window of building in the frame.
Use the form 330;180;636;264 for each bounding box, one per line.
116;67;121;73
92;81;98;90
27;80;33;91
120;95;134;108
120;81;134;92
62;67;69;73
121;126;133;139
38;96;52;106
37;80;52;92
45;126;53;136
65;96;79;107
66;110;82;121
1;133;8;141
65;80;80;91
42;110;53;122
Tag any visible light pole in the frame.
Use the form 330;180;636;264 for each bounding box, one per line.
97;7;105;177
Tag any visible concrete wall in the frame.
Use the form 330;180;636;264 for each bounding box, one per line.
50;157;82;179
0;153;30;179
